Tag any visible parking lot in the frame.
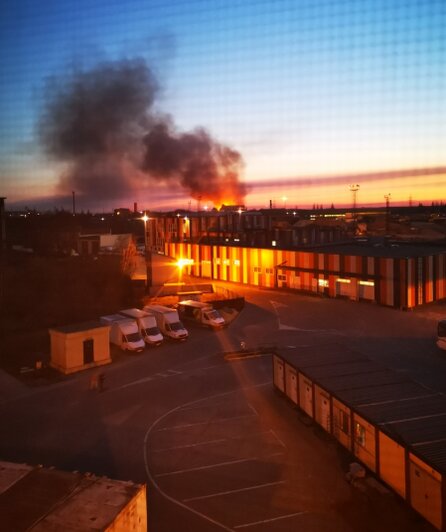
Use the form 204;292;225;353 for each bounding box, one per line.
1;283;444;531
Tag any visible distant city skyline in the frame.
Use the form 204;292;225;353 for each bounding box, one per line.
1;0;445;211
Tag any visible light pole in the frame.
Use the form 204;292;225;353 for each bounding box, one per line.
384;194;391;235
142;212;152;292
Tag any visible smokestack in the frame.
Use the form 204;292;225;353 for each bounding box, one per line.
134;202;137;213
72;191;76;216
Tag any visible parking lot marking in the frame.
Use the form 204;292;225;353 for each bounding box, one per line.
234;511;307;529
270;429;286;448
151;438;227;453
248;403;259;416
154;413;257;432
183;480;286;502
180;399;236;411
115;369;183;391
155;453;284;478
143;381;273;532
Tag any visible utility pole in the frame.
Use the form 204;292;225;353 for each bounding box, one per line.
349;184;360;217
384;194;391;235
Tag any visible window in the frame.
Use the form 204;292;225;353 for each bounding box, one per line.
318;278;329;288
266;267;273;274
354;422;366;446
359;280;374;286
278;274;286;281
339;410;349;434
253;267;262;273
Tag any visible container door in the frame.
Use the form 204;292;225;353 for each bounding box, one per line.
299;375;313;418
332;399;351;450
285;365;298;405
319;394;331;432
409;456;442;530
378;432;406;498
353;415;376;472
273;356;285;392
83;339;94;364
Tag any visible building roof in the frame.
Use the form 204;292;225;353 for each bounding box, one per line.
277;344;446;473
50;321;108;334
305;240;446;258
0;462;145;531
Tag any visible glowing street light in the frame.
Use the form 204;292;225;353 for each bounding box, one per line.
176;258;193;283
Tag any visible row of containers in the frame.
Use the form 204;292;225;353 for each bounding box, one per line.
272;344;446;530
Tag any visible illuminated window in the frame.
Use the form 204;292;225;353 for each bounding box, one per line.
354;422;366;446
359;280;374;287
337;278;351;284
318;279;329;287
215;258;221;265
223;259;230;265
234;259;240;266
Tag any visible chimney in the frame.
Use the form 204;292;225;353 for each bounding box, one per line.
134;202;138;213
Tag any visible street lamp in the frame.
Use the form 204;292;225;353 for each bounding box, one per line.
142;212;152;291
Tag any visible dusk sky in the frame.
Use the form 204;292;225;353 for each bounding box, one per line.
1;0;445;211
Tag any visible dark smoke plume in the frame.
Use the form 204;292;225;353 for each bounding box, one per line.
39;57;246;205
142;122;246;205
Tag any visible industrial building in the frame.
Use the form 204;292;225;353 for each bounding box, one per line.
164;240;446;309
272;344;446;531
141;207;446;309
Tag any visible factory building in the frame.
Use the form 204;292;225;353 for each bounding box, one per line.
165;240;446;309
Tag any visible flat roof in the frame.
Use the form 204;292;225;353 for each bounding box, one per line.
385;413;446;445
276;344;446;473
303;241;446;258
356;393;446;425
277;344;367;369
50;321;108;334
0;462;145;531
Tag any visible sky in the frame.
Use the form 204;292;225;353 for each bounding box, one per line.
0;0;445;212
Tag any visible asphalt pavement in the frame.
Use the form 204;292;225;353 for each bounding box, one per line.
1;279;444;531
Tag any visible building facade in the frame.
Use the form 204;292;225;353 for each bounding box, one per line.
165;241;446;309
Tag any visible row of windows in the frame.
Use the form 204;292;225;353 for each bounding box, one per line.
337;411;367;448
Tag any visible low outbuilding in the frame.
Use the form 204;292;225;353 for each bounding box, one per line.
49;321;111;374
